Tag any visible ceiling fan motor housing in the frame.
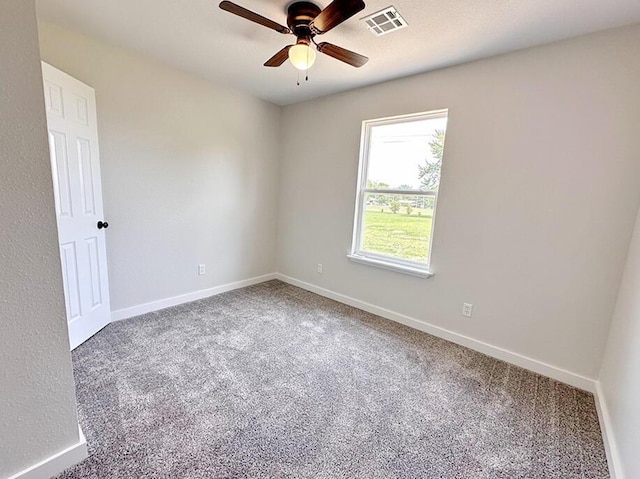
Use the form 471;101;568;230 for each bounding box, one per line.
287;1;321;41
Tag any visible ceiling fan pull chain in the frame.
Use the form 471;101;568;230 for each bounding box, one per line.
297;68;301;86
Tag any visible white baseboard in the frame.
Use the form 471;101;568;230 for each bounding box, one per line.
594;382;624;479
275;273;596;392
105;272;616;474
111;273;277;322
7;427;87;479
111;270;596;389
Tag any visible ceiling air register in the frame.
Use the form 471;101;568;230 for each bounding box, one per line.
361;6;408;36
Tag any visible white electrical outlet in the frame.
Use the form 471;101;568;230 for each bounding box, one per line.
317;263;323;274
462;303;473;318
198;264;206;275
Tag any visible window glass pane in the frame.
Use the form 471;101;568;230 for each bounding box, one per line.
361;193;435;264
366;116;447;191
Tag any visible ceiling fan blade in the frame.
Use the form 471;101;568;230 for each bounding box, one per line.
309;0;365;34
316;42;368;67
219;1;291;34
264;46;293;67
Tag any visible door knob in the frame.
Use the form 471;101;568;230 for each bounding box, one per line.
97;221;109;230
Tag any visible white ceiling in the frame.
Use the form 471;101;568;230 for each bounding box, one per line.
36;0;640;106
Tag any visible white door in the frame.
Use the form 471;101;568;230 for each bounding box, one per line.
42;62;112;350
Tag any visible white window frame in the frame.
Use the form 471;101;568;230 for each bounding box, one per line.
348;109;448;278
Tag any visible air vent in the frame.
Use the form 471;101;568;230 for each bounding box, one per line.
361;6;408;36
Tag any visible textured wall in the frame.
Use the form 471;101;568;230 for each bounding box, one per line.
599;204;640;478
277;24;640;379
0;1;80;477
38;22;282;312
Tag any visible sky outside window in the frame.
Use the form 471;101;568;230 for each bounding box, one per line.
367;117;448;190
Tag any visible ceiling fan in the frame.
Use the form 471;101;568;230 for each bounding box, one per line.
219;0;369;71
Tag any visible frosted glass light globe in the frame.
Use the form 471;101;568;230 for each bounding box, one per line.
288;44;317;71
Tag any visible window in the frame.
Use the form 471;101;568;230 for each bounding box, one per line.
349;110;448;277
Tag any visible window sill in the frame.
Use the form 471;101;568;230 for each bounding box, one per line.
347;254;434;278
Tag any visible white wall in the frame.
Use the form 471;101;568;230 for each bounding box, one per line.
0;1;80;477
38;22;282;312
277;24;640;380
599;203;640;478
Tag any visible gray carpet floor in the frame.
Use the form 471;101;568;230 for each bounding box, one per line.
58;280;609;478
